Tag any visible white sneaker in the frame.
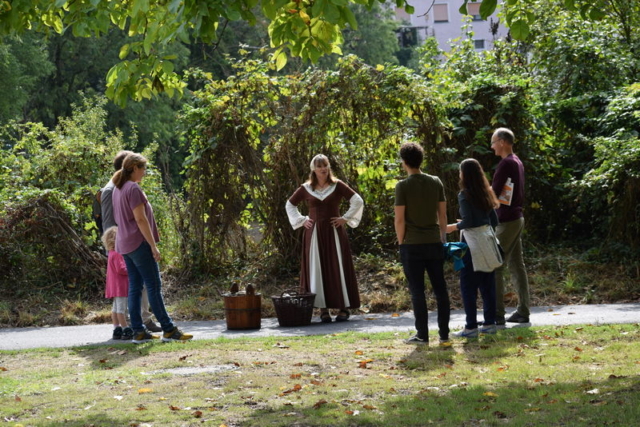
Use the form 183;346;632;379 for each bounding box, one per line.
453;328;479;338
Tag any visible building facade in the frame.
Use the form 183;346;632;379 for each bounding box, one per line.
395;0;508;51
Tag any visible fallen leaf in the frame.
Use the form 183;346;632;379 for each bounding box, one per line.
575;327;584;332
574;347;583;352
192;410;202;418
483;392;498;397
15;395;22;402
138;388;153;394
99;359;108;364
572;356;581;361
169;405;181;410
310;380;323;385
355;350;364;355
273;343;290;349
586;388;599;395
290;373;301;379
136;404;147;411
391;313;400;317
590;399;607;406
534;378;544;383
179;354;192;361
313;399;328;409
547;308;554;312
524;407;541;412
0;367;7;371
493;410;507;418
293;362;303;367
362;404;377;410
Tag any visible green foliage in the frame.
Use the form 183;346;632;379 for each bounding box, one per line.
0;0;415;106
0;95;179;295
0;34;53;122
179;54;449;274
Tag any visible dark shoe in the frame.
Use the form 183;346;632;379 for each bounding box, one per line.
496;317;506;326
404;335;428;345
144;320;162;332
132;330;160;344
320;312;332;323
112;326;123;340
162;327;193;342
122;327;134;340
335;310;350;322
506;312;530;323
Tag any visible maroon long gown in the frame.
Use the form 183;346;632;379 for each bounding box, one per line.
288;181;361;309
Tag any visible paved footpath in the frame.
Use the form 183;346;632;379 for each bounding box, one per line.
1;303;638;351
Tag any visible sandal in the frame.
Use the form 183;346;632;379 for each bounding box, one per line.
320;311;332;323
335;310;350;322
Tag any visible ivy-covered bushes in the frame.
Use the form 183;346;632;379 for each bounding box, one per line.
0;96;177;296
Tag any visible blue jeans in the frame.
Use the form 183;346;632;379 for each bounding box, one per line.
123;241;175;333
459;240;497;329
399;244;450;341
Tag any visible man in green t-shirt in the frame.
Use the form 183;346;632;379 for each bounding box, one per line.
394;142;451;345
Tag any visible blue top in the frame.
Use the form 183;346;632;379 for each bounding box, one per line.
455;191;498;230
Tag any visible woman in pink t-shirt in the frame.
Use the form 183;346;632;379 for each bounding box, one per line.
111;153;192;344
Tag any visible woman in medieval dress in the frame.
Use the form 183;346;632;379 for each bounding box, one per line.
285;154;364;323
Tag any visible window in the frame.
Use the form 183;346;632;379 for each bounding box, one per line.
474;39;485;50
433;4;448;23
467;2;483;21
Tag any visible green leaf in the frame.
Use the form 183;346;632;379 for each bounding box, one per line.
563;0;577;11
312;0;325;16
341;5;357;30
405;5;414;14
510;19;530;40
458;1;468;15
479;0;497;19
275;50;288;71
589;7;605;20
161;61;174;75
119;44;130;60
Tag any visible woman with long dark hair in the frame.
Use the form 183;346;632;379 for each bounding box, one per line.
447;158;501;338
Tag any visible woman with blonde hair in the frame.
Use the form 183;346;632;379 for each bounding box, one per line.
112;153;193;343
286;154;364;323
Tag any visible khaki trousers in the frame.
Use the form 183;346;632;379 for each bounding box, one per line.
495;217;530;318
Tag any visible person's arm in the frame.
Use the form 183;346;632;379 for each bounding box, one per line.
132;202;160;261
437;201;447;243
490;209;499;229
491;159;509;198
394;205;406;244
114;253;128;276
101;187;114;229
331;192;364;228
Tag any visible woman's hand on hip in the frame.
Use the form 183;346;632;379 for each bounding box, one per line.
330;217;347;228
303;219;315;229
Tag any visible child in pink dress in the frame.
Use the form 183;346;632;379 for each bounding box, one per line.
101;226;132;340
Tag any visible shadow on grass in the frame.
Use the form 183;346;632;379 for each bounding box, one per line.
399;327;540;373
242;375;640;426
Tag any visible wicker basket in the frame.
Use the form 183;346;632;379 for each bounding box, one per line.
271;291;316;327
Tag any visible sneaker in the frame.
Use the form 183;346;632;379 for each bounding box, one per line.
132;330;160;344
112;326;123;340
122;327;134;340
162;327;193;342
453;328;479;338
144;320;162;332
480;325;497;335
506;312;530;323
404;335;428;345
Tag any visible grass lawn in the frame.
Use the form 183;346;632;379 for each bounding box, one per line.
1;324;638;426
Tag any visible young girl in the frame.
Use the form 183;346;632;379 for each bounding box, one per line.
102;226;132;340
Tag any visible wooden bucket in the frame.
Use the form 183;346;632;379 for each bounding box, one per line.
223;293;261;330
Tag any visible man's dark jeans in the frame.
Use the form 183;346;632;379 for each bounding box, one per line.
400;243;450;341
